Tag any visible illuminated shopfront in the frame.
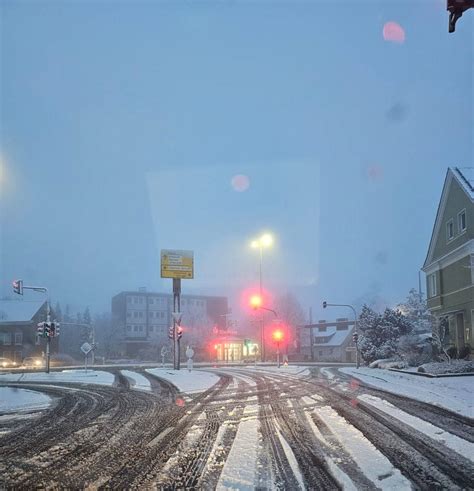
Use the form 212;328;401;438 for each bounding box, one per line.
212;338;259;362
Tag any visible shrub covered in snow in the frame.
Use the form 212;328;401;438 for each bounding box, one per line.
358;305;413;364
369;358;408;369
417;360;474;375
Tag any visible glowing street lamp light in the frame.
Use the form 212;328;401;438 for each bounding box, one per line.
250;294;263;310
249;232;274;362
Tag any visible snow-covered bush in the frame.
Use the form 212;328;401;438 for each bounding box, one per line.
417;360;474;374
358;305;413;364
369;358;407;369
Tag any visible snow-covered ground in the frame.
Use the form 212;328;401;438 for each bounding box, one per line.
242;365;310;377
121;370;152;392
146;368;220;394
0;387;52;414
217;412;260;490
358;394;474;460
0;369;115;386
315;404;412;490
340;367;474;417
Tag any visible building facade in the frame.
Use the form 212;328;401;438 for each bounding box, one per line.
0;300;58;364
422;167;474;353
111;290;229;358
299;318;356;362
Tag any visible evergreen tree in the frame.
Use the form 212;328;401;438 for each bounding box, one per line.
358;304;413;363
83;307;92;325
397;288;433;334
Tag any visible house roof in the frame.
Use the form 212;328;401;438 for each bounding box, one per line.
0;300;45;324
454;167;474;199
423;167;474;269
312;325;353;347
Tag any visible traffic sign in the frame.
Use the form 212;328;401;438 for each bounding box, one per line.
81;342;92;355
161;249;194;279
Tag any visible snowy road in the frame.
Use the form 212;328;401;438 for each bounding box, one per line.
0;366;473;489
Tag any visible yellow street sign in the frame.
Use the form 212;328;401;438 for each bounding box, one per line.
161;249;194;279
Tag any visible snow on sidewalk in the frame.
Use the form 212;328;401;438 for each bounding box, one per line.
0;369;115;386
146;368;219;394
358;394;474;461
340;367;474;417
121;370;152;392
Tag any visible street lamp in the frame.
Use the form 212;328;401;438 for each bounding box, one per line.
250;233;274;361
323;301;360;369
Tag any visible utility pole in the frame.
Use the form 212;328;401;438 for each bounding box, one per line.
309;306;314;362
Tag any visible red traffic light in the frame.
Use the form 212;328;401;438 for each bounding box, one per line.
272;329;284;342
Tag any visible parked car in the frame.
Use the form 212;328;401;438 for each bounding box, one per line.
0;357;16;368
22;357;44;369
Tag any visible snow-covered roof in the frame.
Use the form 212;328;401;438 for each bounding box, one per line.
423;167;474;269
454;167;474;200
312;325;353;347
0;300;45;324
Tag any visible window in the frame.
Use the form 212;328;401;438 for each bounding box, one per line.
139;326;144;332
134;326;139;332
1;333;11;345
318;326;326;332
458;209;466;233
127;296;132;303
160;312;165;319
127;312;131;318
133;311;138;318
133;296;138;303
447;219;454;241
126;325;132;332
14;332;22;345
149;326;154;332
149;298;154;304
139;311;143;318
428;273;437;298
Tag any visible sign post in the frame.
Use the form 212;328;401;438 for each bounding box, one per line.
186;346;194;372
161;250;193;371
81;342;92;372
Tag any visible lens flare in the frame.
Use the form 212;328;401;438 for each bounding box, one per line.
383;22;405;43
231;174;250;192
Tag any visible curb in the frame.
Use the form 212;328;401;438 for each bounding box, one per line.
388;368;474;378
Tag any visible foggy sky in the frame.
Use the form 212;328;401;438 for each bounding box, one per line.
1;1;472;320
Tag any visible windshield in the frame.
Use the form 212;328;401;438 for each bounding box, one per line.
1;1;473;490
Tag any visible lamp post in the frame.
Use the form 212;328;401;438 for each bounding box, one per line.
250;233;273;361
323;301;360;369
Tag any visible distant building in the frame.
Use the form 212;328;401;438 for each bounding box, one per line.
111;290;229;358
0;300;58;364
299;318;356;363
422;167;473;352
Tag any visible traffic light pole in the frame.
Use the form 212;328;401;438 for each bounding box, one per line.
173;279;181;370
323;302;359;369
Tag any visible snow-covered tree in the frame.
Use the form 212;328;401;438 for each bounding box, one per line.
397;288;433;334
358;304;413;364
275;292;306;353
